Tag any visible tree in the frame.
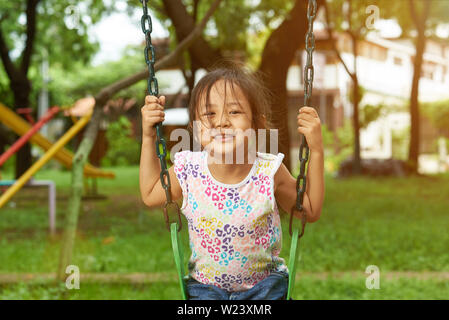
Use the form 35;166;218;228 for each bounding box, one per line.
57;0;223;280
407;0;431;173
258;0;323;170
0;0;113;178
56;0;327;278
380;0;449;174
162;0;320;170
323;0;381;174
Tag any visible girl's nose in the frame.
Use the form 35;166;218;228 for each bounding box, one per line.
218;110;231;128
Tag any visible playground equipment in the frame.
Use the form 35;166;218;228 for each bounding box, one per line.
0;180;56;234
0;109;91;209
0;103;114;178
139;0;317;300
0;100;115;219
0;106;59;167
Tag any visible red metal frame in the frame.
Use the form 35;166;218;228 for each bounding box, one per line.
0;106;60;167
16;108;36;125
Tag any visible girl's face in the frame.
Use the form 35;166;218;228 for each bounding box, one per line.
195;80;255;162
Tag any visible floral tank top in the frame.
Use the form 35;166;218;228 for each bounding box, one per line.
173;150;287;292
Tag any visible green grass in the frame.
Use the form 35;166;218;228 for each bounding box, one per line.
1;277;448;300
1;167;448;299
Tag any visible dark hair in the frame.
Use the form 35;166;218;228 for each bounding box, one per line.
187;61;273;138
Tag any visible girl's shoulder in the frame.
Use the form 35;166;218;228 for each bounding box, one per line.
256;152;283;162
173;150;203;166
172;150;203;188
255;152;285;177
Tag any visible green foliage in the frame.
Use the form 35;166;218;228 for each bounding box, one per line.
49;46;150;107
326;0;448;40
359;103;384;129
211;1;252;51
421;99;449;133
0;153;16;177
326;0;381;38
47;43;175;110
253;0;293;29
322;120;354;174
0;57;42;109
321;123;335;150
347;85;365;106
0;0;118;108
246;29;271;70
336;119;354;152
391;125;410;160
2;0;114;68
294;120;354;175
382;0;449;38
101;116;140;167
0;67;13;107
123;0;295;70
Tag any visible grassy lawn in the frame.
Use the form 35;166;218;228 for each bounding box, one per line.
1;167;448;299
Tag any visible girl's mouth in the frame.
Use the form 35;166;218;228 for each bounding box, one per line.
214;134;235;142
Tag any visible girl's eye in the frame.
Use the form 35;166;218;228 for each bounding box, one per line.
203;111;240;116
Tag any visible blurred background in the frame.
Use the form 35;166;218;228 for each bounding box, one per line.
0;0;448;299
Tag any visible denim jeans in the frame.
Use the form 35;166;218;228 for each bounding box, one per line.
187;271;289;300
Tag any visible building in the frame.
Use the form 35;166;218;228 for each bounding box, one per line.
301;29;449;173
149;29;449;172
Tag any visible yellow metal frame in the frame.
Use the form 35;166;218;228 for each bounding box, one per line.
0;112;94;208
0;102;114;179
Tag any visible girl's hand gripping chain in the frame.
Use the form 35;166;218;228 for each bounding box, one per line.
141;95;166;138
297;106;323;154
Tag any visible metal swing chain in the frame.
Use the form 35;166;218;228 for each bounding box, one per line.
290;0;317;238
140;0;182;232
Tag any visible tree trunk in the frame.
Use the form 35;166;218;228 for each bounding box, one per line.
56;0;223;281
57;107;102;281
408;0;430;174
12;76;33;178
258;0;316;171
323;0;362;174
0;0;40;179
162;0;222;69
352;75;361;174
408;43;424;174
351;32;361;175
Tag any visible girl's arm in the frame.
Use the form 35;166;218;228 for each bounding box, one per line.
139;95;182;209
274;151;324;222
274;106;325;222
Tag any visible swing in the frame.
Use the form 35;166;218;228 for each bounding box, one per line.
139;0;317;300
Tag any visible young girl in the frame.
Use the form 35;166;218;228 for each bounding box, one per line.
140;65;325;300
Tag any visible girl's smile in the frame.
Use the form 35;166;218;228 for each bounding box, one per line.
196;80;254;161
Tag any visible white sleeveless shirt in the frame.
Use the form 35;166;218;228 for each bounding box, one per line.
174;150;287;292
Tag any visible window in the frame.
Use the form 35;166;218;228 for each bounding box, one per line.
421;62;436;80
393;56;402;66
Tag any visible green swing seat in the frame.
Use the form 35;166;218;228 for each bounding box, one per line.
139;0;317;302
170;223;188;300
170;221;304;300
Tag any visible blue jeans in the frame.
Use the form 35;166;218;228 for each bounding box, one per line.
187;271;289;300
